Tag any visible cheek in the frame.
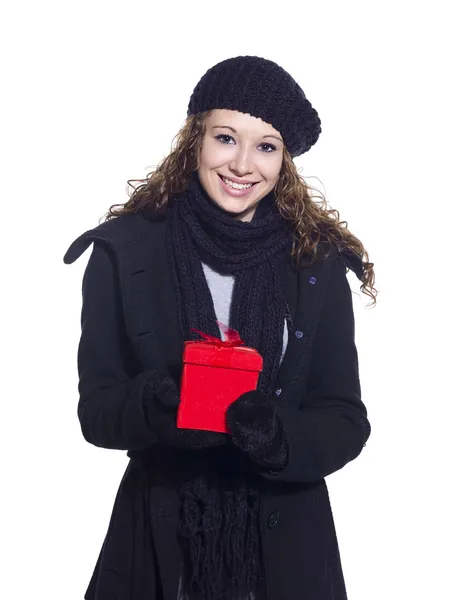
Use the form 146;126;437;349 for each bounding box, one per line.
259;159;283;182
271;154;283;176
200;138;228;168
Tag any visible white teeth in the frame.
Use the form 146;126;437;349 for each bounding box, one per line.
222;176;253;190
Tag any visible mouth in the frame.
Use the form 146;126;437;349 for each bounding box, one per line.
218;174;260;187
217;173;260;198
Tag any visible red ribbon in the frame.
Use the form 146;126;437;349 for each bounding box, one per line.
191;321;245;347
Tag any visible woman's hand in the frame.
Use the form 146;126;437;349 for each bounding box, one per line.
144;371;228;450
226;390;288;470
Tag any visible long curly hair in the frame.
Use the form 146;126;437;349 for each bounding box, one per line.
101;111;377;307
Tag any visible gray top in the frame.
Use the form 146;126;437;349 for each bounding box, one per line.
201;262;289;361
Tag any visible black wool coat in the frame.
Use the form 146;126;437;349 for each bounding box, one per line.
63;211;371;600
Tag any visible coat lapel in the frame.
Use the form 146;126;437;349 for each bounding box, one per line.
275;244;337;403
284;253;298;333
123;218;185;380
63;214;185;382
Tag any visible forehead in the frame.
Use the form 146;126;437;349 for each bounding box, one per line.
205;108;282;138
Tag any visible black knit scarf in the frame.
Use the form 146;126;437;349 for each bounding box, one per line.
166;171;292;599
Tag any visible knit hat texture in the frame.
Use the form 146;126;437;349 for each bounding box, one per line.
187;55;321;157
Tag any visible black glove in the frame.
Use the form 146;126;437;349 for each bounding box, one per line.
144;370;228;450
226;390;288;470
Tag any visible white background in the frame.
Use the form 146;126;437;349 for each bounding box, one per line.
1;1;449;598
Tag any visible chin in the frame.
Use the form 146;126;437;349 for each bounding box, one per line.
216;197;257;218
217;198;252;213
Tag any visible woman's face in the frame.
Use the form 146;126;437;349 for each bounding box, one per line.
197;109;284;222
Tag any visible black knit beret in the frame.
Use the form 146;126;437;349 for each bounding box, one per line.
187;55;321;158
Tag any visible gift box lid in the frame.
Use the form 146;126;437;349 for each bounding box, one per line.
183;341;263;372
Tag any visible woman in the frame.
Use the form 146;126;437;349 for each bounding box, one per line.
64;56;376;600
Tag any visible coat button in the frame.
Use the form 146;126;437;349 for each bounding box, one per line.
268;510;280;528
295;330;303;339
309;276;317;284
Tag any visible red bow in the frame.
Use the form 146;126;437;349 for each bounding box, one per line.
191;321;245;347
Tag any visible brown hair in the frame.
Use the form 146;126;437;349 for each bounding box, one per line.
101;111;377;307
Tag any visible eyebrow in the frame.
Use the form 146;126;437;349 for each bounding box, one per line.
212;125;283;143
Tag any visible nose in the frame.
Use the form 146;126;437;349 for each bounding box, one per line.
229;145;253;177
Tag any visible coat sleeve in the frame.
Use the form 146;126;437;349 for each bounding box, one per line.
260;253;371;483
75;241;161;451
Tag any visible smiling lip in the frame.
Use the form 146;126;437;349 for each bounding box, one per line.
219;174;259;185
218;173;259;197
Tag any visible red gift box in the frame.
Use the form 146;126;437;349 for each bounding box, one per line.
177;322;263;433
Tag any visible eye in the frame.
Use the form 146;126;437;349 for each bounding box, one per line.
215;134;235;144
214;134;277;153
260;143;277;153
